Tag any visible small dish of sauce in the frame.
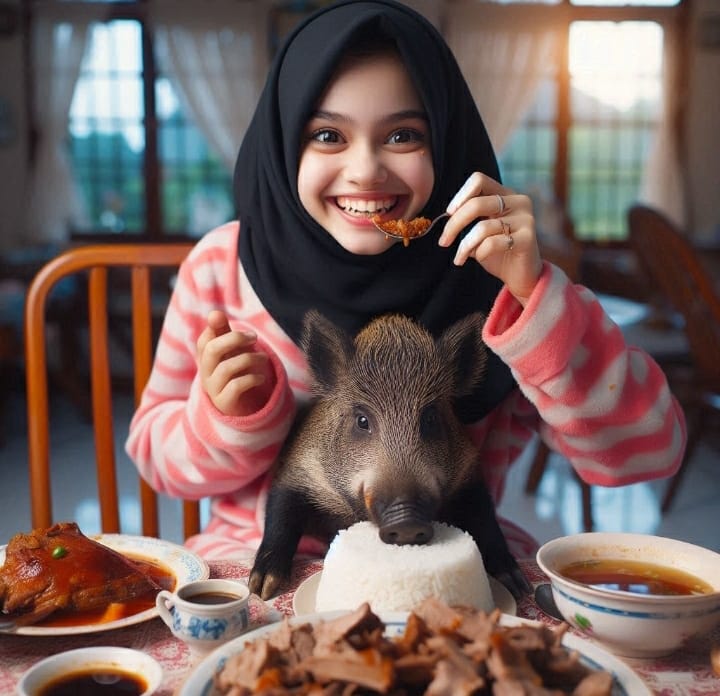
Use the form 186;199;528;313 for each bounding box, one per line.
559;558;714;596
38;668;146;696
17;647;162;696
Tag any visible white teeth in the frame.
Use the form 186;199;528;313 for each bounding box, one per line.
337;196;397;215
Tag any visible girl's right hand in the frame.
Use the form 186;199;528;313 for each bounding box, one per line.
197;310;273;416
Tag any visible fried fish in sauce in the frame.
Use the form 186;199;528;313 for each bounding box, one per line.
0;522;161;625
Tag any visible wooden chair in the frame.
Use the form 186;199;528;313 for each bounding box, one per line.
24;243;201;539
627;204;720;511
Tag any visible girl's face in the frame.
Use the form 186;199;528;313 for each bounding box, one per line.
298;50;434;255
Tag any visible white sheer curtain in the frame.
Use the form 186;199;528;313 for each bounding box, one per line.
150;0;270;172
444;2;560;153
25;5;104;244
639;22;686;229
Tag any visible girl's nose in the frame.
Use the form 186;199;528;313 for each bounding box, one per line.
344;143;388;186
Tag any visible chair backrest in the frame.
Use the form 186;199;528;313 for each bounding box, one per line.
627;204;720;390
24;243;200;539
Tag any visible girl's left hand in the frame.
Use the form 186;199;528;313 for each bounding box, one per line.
438;172;543;306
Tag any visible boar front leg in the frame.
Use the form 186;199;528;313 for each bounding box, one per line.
443;482;532;599
248;484;311;600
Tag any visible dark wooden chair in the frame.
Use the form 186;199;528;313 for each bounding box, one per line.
627;204;720;512
24;243;201;538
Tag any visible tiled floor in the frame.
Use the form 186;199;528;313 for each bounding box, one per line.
1;372;718;553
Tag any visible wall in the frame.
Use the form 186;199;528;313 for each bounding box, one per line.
686;0;720;242
0;0;27;252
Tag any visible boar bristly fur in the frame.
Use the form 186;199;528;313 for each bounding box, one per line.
248;311;530;601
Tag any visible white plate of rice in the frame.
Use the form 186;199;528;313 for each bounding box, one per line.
292;570;517;616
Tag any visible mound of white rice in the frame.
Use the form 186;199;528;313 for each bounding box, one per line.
314;521;494;613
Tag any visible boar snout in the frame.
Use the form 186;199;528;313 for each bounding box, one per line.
378;499;434;546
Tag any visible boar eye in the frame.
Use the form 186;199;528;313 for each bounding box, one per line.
355;413;371;432
420;405;442;438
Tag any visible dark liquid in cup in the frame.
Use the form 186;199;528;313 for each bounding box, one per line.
185;591;242;605
39;669;146;696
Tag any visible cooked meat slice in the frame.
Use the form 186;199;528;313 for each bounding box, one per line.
395;611;431;655
486;632;543;684
303;648;394;692
313;602;383;647
394;652;437;685
0;522;161;625
425;634;486;696
214;639;280;692
412;596;463;634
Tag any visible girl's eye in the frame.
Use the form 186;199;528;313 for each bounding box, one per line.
309;128;343;145
387;128;425;145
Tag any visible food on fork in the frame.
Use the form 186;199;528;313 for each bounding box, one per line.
214;597;613;695
0;521;161;626
371;214;432;246
316;521;494;613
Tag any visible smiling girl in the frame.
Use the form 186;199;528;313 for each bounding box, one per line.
126;0;685;567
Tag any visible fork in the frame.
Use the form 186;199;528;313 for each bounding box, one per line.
370;212;450;246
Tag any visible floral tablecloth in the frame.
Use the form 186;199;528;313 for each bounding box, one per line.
1;558;718;695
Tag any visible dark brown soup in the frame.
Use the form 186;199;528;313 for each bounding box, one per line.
38;668;146;696
559;559;714;596
184;591;243;605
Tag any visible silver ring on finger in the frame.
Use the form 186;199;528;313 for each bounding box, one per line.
495;194;505;216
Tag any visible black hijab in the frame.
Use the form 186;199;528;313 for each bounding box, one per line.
235;0;516;422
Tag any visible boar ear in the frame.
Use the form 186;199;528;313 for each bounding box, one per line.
300;310;354;394
437;312;488;396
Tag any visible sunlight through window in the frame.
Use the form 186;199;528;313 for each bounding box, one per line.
568;21;664;240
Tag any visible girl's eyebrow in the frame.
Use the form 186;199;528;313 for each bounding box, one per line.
310;109;428;124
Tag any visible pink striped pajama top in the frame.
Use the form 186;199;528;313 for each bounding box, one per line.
125;221;685;560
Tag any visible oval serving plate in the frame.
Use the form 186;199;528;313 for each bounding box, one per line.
0;533;209;636
179;611;651;696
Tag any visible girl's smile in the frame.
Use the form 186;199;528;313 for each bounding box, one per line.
297;49;434;255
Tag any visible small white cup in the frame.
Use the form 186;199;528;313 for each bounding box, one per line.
156;578;250;656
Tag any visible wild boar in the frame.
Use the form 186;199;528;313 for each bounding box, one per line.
248;311;530;600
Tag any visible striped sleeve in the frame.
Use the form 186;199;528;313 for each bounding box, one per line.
125;223;297;500
482;262;686;487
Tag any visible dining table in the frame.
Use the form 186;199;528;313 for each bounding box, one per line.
1;557;718;695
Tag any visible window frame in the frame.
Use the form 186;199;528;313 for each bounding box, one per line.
551;1;689;248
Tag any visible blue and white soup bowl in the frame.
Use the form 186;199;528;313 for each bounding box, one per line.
537;532;720;658
156;578;250;655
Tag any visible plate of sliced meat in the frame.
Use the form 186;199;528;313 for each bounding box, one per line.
0;522;209;635
180;597;651;696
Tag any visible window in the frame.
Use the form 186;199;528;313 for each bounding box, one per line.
70;20;147;234
497;2;682;242
68;15;234;240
